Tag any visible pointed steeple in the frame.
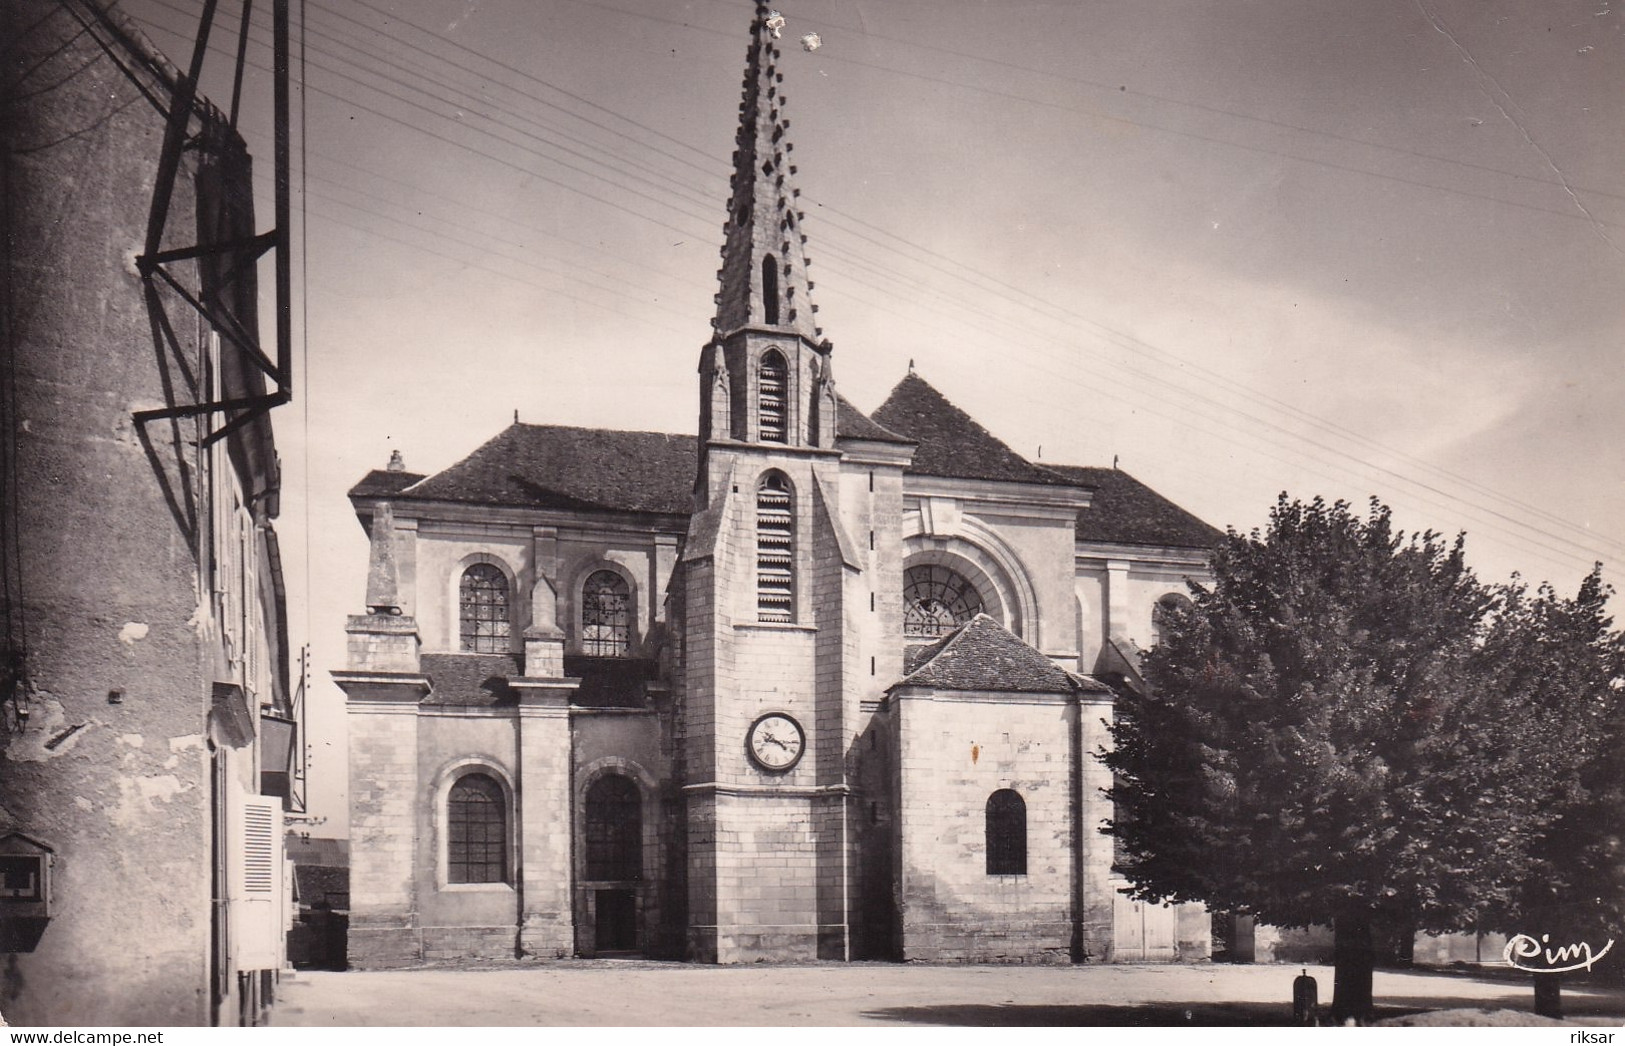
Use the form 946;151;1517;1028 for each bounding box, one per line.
712;3;823;346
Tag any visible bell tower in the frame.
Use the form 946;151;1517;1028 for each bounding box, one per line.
697;3;838;481
681;2;855;963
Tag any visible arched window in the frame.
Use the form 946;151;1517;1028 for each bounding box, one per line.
1152;593;1192;648
758;350;788;444
448;773;507;884
986;789;1027;875
904;564;985;638
585;774;642;880
581;570;631;657
459;563;510;653
756;472;793;622
762;254;780;326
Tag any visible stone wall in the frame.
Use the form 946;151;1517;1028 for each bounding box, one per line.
346;704;422;967
893;689;1076;963
571;710;675;957
0;3;282;1023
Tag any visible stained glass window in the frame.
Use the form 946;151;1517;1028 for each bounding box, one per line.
903;564;984;638
585;774;642;881
448;773;507;884
459;563;510;653
582;570;631;657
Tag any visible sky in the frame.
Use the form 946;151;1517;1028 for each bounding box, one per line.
115;0;1625;835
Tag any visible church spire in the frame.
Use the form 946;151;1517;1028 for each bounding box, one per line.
712;4;823;347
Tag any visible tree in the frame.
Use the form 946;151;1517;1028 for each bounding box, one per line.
1473;566;1625;1016
1106;496;1576;1023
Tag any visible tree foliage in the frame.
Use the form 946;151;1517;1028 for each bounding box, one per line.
1476;567;1625;945
1104;495;1624;1017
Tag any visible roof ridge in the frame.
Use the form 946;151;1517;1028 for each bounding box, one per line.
871;372;1069;486
894;611;988;687
507;420;695;441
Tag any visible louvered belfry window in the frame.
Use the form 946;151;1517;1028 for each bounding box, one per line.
448;773;507;884
581;570;631;656
459;563;510;653
758;349;788;443
756;472;794;622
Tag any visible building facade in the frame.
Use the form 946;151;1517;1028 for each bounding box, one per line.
2;1;293;1024
337;3;1219;967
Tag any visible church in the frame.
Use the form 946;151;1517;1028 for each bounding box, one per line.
335;3;1221;967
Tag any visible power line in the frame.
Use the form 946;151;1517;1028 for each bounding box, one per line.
305;0;1625;559
124;0;1624;575
549;0;1624;231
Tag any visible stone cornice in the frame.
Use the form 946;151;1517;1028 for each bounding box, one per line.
352;494;689;536
903;475;1089;518
1076;543;1212;571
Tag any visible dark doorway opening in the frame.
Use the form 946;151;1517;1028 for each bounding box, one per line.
595;888;637;953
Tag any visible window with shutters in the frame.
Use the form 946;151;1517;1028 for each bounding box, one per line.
986;789;1027;875
581;570;631;657
585;774;642;880
758;349;788;443
448;773;508;884
459;562;510;653
756;471;794;622
240;799;276;895
229;794;284;969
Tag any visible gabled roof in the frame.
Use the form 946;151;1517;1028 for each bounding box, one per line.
382;424;699;516
1045;464;1224;550
870;373;1071;486
894;613;1111;695
421;652;523;706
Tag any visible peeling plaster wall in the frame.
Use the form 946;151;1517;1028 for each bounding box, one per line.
1;3;266;1026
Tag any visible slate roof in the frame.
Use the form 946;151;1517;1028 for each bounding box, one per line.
349;469;427;499
387;424;698;516
564;656;658;708
293;865;349;910
835;394;913;444
870;373;1071;486
895;613;1111;695
1045;464;1224;550
421;652;523;706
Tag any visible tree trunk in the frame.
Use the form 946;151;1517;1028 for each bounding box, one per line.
1533;972;1562;1019
1331;911;1375;1024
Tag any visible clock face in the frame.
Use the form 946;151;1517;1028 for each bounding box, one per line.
746;712;805;772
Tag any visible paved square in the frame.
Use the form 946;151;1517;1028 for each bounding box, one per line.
272;962;1625;1026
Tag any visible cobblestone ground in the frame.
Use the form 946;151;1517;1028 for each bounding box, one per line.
271;961;1625;1026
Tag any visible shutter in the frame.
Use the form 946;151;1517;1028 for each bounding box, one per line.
229;792;284;970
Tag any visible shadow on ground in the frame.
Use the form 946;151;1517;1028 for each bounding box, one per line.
862;1002;1317;1027
862;995;1625;1028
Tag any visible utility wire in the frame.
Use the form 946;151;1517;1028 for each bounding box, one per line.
304;0;1625;558
125;0;1625;575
